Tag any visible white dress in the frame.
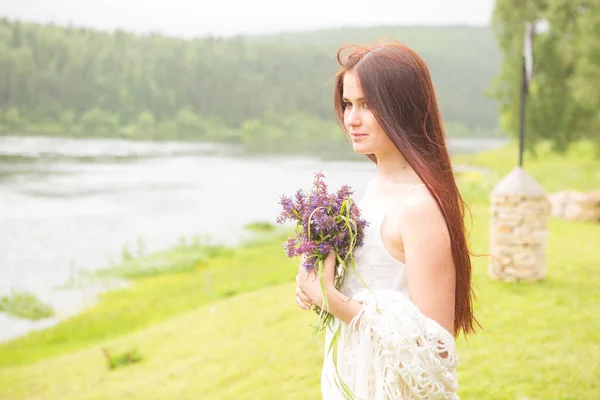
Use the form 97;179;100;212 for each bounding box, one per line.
320;184;459;400
321;186;416;399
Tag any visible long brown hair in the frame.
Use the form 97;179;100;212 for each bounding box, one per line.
333;42;478;337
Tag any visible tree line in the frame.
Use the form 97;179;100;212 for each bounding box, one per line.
0;18;503;147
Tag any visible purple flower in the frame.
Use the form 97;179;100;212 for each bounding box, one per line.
276;170;368;274
284;236;298;258
276;171;369;331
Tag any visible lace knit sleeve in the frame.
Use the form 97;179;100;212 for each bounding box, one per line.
333;289;460;400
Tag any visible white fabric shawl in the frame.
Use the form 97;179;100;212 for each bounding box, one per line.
327;289;460;400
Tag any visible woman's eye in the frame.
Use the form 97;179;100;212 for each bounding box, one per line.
343;102;352;109
361;102;369;109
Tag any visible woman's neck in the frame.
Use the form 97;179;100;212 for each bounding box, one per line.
374;149;420;187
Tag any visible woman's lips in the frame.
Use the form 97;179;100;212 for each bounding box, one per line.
351;133;367;139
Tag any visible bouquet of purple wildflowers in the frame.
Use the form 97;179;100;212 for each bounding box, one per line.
277;171;368;331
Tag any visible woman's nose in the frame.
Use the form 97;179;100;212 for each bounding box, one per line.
346;108;361;126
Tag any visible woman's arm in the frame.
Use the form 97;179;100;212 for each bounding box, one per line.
399;192;456;334
321;191;456;330
297;191;456;333
321;287;364;326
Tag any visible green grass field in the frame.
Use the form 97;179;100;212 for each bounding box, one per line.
0;141;599;399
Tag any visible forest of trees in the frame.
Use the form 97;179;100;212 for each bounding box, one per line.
0;18;503;148
492;0;600;151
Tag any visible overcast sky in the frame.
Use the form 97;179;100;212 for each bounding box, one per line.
1;0;496;38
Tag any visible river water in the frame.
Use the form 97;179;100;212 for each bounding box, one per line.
0;135;505;342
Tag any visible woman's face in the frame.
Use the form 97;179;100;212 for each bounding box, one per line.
342;71;396;156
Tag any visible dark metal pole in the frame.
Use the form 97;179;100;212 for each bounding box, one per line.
518;55;527;168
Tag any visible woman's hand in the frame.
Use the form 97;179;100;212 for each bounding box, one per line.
295;276;312;311
295;250;337;310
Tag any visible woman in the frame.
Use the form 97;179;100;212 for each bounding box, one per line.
295;42;478;399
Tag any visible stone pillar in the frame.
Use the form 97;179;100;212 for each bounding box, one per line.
489;167;551;282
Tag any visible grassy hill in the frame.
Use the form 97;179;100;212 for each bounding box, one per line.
1;209;598;399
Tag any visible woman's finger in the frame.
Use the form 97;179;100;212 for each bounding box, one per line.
296;296;310;311
296;285;312;304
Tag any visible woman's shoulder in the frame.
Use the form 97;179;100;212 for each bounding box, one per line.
388;185;445;230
